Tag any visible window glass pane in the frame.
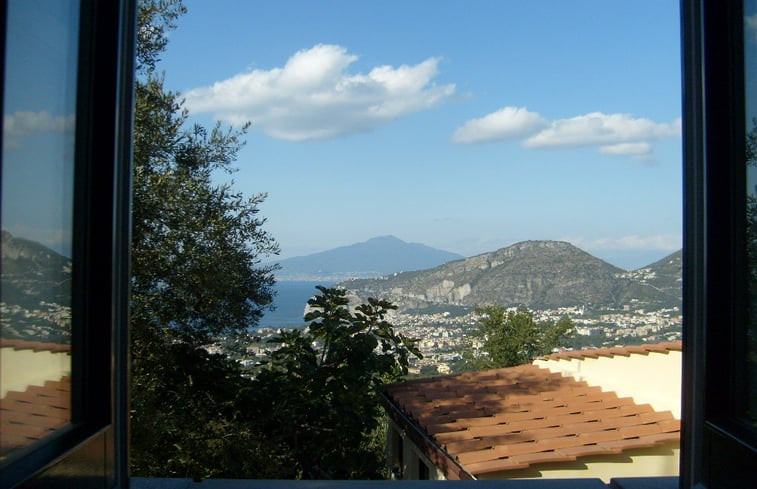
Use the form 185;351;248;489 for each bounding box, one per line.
744;0;757;426
0;0;79;461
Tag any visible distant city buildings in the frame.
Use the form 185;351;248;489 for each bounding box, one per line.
244;302;682;377
389;304;681;376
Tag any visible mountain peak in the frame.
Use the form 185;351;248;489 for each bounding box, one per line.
485;239;619;268
275;236;464;281
500;239;580;252
366;235;403;243
343;240;680;311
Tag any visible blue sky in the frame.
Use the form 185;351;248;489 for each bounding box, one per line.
1;0;79;256
159;0;682;270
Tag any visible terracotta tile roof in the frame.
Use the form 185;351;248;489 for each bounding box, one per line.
536;341;682;361
0;376;71;457
383;364;679;479
0;338;71;353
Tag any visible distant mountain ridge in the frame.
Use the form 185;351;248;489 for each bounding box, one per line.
274;235;464;281
1;230;71;308
1;230;70;271
1;230;72;342
340;240;681;311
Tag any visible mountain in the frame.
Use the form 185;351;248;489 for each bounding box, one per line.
341;240;680;312
629;249;682;300
274;235;464;281
1;230;72;342
1;230;71;308
1;230;70;270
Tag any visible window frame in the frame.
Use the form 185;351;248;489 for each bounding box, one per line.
681;1;757;487
0;1;135;487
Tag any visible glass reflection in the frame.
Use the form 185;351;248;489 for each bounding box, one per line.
0;0;79;460
745;0;757;426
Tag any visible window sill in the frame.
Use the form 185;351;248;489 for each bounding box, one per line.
609;477;679;489
132;476;679;489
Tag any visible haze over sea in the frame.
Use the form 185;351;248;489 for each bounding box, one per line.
258;281;336;328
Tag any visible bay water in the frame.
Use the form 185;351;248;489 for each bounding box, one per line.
257;281;336;328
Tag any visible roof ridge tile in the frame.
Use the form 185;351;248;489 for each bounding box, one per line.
535;340;683;362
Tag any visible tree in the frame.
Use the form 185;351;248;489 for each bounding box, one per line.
462;305;573;370
130;0;279;478
248;287;422;479
131;2;278;348
129;2;421;480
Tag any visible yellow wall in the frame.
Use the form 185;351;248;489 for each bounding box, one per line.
533;351;682;418
478;443;680;482
1;347;70;397
387;418;447;480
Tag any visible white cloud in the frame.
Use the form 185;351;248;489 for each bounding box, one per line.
452;106;548;143
523;112;680;148
4;111;75;147
599;142;652;156
452;107;680;162
561;234;682;251
184;44;455;141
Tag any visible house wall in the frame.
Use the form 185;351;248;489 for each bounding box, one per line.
478;442;680;482
533;351;682;418
386;419;446;480
1;347;70;397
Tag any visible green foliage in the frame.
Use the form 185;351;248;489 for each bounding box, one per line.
131;0;278;349
132;287;421;480
136;0;186;75
131;61;277;349
130;0;280;479
462;305;573;370
130;1;421;480
130;341;292;479
248;287;422;479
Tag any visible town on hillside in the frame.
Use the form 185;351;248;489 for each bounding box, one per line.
246;240;683;376
247;300;681;377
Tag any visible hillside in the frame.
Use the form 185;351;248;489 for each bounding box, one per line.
1;230;71;308
341;240;680;312
1;230;72;342
637;249;682;296
274;235;463;281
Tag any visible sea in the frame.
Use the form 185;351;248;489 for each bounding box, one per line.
257;281;336;328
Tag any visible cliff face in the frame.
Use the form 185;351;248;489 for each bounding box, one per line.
342;240;680;311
